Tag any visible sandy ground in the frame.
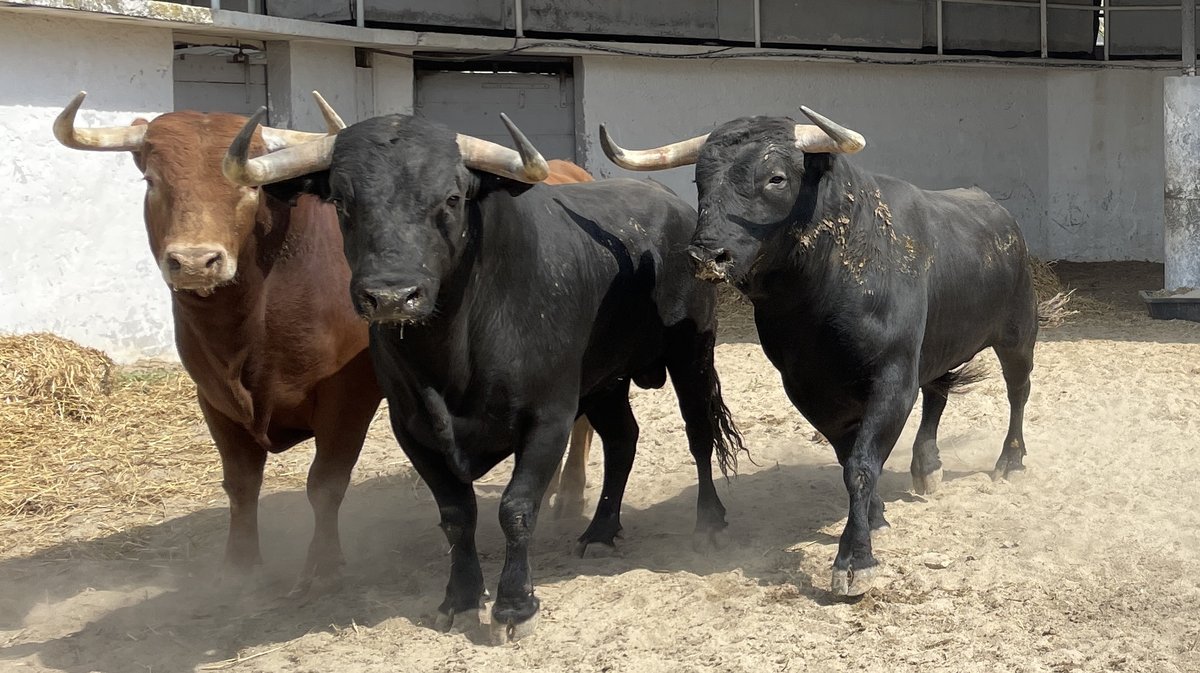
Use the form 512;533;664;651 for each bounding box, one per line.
2;261;1199;673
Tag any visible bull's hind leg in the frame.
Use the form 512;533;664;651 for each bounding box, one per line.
576;381;638;556
992;344;1034;481
290;400;377;598
552;417;593;519
666;328;742;551
910;380;951;495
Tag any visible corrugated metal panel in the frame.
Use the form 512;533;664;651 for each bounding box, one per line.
1107;0;1199;58
523;0;720;40
366;0;511;31
941;0;1096;54
414;69;576;162
761;0;925;49
265;0;352;22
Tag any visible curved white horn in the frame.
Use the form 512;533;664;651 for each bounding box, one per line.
599;124;708;171
53;91;147;152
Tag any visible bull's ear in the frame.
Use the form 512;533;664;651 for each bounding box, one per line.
261;170;331;207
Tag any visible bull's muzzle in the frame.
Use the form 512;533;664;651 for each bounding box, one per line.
686;245;734;284
354;283;432;324
162;244;234;295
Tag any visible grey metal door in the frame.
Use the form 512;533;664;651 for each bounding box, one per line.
414;68;576;162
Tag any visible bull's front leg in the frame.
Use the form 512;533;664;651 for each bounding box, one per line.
831;367;917;597
199;397;267;582
491;411;573;644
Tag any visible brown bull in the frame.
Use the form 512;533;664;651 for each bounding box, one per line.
53;92;596;594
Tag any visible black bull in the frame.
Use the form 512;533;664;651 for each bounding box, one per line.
224;114;745;641
603;113;1041;598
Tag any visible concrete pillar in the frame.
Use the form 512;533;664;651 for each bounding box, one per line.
1164;75;1200;290
264;40;357;132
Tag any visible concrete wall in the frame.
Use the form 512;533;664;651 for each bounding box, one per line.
1045;69;1166;261
0;14;175;362
577;55;1165;262
372;53;415;115
266;41;358;131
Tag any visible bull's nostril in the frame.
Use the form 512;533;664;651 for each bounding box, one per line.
357;290;379;315
713;249;731;264
167;257;182;272
402;286;423;308
205;253;223;269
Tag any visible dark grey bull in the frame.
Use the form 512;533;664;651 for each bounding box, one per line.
602;109;1040;597
221;110;745;641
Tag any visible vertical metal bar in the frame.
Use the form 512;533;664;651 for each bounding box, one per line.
937;0;944;55
754;0;762;48
514;0;524;37
1102;0;1109;61
210;0;220;9
1184;0;1197;73
1040;0;1048;58
356;0;365;28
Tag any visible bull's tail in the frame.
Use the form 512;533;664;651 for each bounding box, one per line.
1037;289;1077;328
928;361;989;398
707;367;751;479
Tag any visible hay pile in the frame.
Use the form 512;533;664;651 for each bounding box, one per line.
1030;257;1080;328
0;333;219;557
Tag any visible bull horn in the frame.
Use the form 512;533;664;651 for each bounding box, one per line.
223;107;336;187
599;124;708;171
312;90;346;132
53;91;147;151
456;113;549;183
796;106;866;154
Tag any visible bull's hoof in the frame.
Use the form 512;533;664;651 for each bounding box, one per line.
553;495;587;520
576;517;623;557
991;462;1026;482
286;569;344;602
435;607;483;634
574;539;619;558
912;467;943;495
692;527;729;553
831;565;878;598
870;522;893;539
489;609;540;645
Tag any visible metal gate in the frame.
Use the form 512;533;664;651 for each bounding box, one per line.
414;60;576;163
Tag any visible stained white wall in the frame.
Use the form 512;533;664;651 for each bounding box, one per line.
1045;69;1167;262
577;55;1166;262
0;14;175;362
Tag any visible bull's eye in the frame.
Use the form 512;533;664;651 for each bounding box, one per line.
446;194;462;207
768;175;786;185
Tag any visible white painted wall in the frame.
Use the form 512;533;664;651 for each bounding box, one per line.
578;56;1166;262
0;14;175;362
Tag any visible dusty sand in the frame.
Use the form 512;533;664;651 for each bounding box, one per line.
2;262;1199;673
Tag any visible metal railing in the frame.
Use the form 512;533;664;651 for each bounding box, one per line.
936;0;1197;68
195;0;1197;68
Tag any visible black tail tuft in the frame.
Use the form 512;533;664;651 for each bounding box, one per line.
708;367;751;479
928;361;989;398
